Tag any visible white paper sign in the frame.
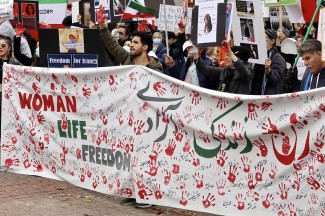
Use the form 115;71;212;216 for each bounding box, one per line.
0;0;14;20
231;0;267;65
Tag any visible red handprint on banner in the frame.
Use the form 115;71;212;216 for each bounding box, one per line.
174;125;185;142
149;143;162;162
262;193;274;209
145;160;158;176
82;85;91;98
289;171;301;191
170;83;179;95
190;90;201;105
277;183;289;200
198;130;210;143
216;179;227;196
214;124;227;140
255;163;265;182
189;150;200;166
179;191;190;206
262;117;279;134
152;183;163;200
307;176;320;190
5;157;20;168
216;149;228;167
165;139;176;156
268;162;278;179
162;168;171;186
183;105;192;124
61;113;68;130
290;113;308;129
246;173;257;190
133;120;146;135
261;102;272;111
235;193;246;210
202;193;215;208
127;111;134;126
193;172;204;189
288;203;298;216
182;136;191;152
314;132;325;149
109;75;118;92
51;73;60;84
241;156;251;173
153;82;166;96
227;164;239;183
4;86;12;99
310;148;324;163
32;83;41;94
248;103;259;120
215;96;228;110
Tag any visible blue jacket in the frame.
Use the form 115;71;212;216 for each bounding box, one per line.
155;43;168;74
300;67;325;91
262;46;286;95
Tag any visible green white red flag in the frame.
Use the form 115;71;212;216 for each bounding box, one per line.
121;0;157;20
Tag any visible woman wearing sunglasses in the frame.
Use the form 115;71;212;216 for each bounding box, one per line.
0;37;21;138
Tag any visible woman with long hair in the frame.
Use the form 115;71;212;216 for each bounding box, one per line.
204;14;212;33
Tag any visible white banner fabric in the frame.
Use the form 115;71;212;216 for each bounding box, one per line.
1;64;325;216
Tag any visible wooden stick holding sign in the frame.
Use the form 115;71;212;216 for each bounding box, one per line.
163;0;169;55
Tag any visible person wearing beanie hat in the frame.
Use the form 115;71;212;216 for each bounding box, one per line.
260;29;286;95
191;44;253;94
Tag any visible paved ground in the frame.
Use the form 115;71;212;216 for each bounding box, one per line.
0;171;217;216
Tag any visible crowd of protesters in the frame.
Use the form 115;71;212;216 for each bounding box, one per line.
0;2;325;210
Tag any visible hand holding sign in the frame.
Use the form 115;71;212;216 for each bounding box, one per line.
15;23;25;37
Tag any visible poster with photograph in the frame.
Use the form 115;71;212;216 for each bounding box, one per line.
240;43;259;59
240;18;255;42
261;1;269;18
236;0;255;18
231;0;267;64
0;0;14;20
225;2;234;40
21;2;37;29
269;6;292;31
59;29;85;54
94;0;110;23
197;3;217;43
113;0;125;16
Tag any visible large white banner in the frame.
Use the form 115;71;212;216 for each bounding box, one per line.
1;64;325;216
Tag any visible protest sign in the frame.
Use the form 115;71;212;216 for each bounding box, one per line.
318;8;325;61
265;0;298;7
157;4;192;34
0;0;14;20
38;0;67;24
231;0;267;64
2;63;325;216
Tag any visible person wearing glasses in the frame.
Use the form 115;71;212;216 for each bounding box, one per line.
0;37;21;138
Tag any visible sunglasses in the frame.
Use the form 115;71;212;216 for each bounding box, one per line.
0;43;8;48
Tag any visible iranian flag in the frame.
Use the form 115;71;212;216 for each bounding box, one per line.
121;0;157;20
38;0;68;24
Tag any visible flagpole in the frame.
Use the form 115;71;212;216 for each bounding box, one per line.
293;0;323;67
163;0;169;55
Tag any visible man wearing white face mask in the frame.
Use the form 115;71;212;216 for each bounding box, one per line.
152;32;167;73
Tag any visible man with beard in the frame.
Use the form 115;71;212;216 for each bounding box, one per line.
98;6;162;72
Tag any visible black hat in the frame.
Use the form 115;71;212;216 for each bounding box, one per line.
265;29;277;40
231;46;251;63
62;16;72;27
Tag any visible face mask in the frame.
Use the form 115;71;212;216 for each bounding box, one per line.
35;47;40;58
153;38;161;45
123;46;130;53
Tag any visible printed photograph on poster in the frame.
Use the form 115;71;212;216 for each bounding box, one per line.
240;18;255;42
21;3;37;29
197;3;217;44
240;43;259;59
113;0;125;16
236;0;254;18
225;2;234;40
21;3;36;18
270;6;292;30
59;29;85;54
195;0;224;5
